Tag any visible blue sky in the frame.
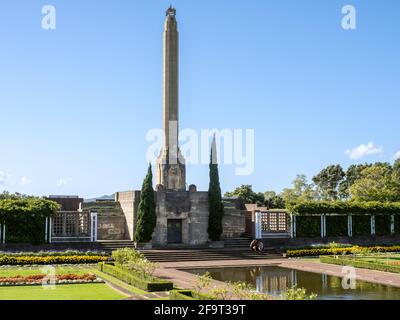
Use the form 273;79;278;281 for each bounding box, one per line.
0;0;399;198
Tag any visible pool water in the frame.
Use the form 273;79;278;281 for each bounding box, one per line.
185;266;400;300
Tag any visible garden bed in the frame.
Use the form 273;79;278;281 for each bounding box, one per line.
286;245;400;257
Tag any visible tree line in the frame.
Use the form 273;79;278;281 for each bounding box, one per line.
224;159;400;208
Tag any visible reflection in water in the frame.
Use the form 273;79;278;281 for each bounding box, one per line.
185;266;400;300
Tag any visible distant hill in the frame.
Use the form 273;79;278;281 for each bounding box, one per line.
84;194;115;203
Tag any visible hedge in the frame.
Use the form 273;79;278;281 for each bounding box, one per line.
0;255;108;266
0;251;106;257
395;216;400;234
288;201;400;216
296;216;320;237
98;262;173;292
326;216;348;237
169;289;215;300
0;198;59;244
320;256;400;273
376;215;391;236
286;245;400;257
352;215;371;236
169;290;195;300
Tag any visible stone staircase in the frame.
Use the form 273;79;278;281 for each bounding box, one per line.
139;248;283;263
223;236;253;248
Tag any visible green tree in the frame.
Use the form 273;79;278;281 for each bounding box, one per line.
225;185;265;205
312;165;345;200
208;136;225;241
338;163;372;199
281;174;316;204
134;164;157;243
264;191;285;209
350;164;400;202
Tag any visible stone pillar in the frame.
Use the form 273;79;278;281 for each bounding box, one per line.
321;214;326;238
371;215;376;236
255;211;262;239
348;215;353;237
91;211;98;242
391;215;395;235
156;6;186;191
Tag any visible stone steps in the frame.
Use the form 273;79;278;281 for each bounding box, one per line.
140;249;283;263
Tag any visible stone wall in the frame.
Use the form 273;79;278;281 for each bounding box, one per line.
114;191;141;240
97;215;128;240
152;190;209;246
222;198;246;238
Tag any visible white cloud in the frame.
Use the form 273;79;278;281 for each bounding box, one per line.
0;171;9;185
394;151;400;160
20;176;32;186
57;178;72;187
345;142;383;160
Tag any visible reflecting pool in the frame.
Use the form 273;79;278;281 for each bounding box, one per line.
185;266;400;300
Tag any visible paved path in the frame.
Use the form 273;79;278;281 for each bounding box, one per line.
154;258;400;291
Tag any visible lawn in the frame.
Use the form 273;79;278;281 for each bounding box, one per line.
0;266;128;300
0;266;90;277
0;283;126;300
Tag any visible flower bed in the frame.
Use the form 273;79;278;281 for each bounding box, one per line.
0;255;109;266
0;250;107;257
0;273;104;286
286;245;400;257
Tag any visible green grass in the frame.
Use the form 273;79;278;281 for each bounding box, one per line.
0;283;126;300
0;266;91;277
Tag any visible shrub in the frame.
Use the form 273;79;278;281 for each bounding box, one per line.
111;248;143;265
375;215;391;236
326;216;348;237
280;286;317;300
0;198;59;244
296;216;320;237
353;215;371;236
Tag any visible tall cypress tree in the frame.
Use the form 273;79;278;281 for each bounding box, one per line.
134;164;157;243
208;135;225;241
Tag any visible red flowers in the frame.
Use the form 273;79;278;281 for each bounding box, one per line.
0;273;98;285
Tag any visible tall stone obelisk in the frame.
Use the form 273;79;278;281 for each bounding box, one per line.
156;6;186;191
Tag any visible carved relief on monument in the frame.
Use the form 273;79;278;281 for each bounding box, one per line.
168;165;183;190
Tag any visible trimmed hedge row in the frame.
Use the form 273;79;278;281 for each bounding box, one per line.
0;255;108;266
288;201;400;215
169;289;215;300
326;216;347;237
98;262;173;292
169;290;195;300
320;256;400;273
296;216;320;237
0;198;59;244
0;251;107;257
286;245;400;257
353;215;371;236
